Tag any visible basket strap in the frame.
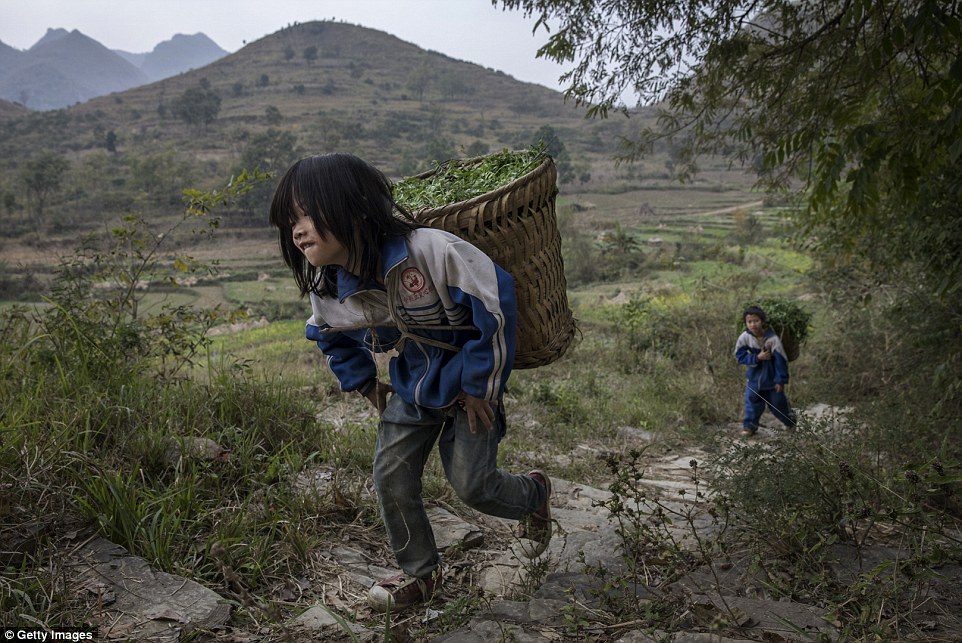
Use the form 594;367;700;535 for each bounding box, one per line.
386;269;471;354
313;273;475;354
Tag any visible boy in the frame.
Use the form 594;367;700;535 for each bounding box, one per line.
735;305;796;436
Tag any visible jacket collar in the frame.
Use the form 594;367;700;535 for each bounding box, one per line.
334;234;410;303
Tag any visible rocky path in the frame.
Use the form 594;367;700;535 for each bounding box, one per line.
67;441;840;641
66;409;962;641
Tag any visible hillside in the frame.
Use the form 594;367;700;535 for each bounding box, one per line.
0;18;761;271
0;21;632;176
0;98;30;122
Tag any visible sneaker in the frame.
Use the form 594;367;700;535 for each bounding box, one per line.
517;470;552;558
367;567;442;612
740;426;757;437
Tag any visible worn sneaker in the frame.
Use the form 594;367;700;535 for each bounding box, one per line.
367;567;442;612
517;470;552;558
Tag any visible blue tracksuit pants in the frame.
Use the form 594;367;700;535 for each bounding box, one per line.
744;385;795;429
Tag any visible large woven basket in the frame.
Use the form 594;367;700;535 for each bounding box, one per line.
408;154;575;369
772;324;800;362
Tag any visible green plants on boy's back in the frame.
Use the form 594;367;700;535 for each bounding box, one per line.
740;296;811;360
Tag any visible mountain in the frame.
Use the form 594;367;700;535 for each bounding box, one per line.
30;27;71;49
0;20;640;199
137;33;228;81
0;29;148;110
0;40;26;70
0;29;228;110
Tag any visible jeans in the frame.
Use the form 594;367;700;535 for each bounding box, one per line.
743;385;795;429
372;394;546;578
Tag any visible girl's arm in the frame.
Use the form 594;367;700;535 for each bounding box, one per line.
306;322;378;394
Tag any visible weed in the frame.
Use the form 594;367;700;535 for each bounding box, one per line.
708;414;962;639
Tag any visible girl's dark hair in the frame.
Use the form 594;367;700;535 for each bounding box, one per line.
743;305;767;323
269;153;418;297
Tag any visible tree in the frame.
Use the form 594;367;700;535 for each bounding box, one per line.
265;105;283;125
531;125;574;183
600;223;640;256
19;151;70;221
498;0;962;310
303;46;318;65
235;129;301;216
170;85;221;131
127;146;192;205
406;63;432;101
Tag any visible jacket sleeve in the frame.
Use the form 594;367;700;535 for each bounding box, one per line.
305;297;377;395
442;240;517;401
734;332;757;366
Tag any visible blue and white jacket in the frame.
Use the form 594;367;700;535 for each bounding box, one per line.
735;328;789;391
305;228;517;408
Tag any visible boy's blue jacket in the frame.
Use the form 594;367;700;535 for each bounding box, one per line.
735;328;789;391
304;228;517;408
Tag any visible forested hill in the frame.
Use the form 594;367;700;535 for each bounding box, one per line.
0;20;636;189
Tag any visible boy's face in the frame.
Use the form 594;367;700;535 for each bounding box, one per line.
745;313;765;336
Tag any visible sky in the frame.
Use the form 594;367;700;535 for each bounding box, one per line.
0;0;575;95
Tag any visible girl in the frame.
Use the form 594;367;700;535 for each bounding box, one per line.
269;153;552;612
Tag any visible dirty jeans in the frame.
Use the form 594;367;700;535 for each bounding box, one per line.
372;394;546;578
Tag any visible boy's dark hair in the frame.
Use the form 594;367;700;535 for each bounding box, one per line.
743;305;767;323
269;153;418;297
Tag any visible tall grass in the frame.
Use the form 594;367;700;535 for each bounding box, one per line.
0;175;382;630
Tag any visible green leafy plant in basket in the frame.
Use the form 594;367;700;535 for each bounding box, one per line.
394;146;547;211
740;296;812;361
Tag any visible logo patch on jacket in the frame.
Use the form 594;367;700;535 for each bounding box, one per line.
401;267;426;293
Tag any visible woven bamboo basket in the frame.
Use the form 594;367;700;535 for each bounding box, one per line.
773;324;800;362
408;154;576;369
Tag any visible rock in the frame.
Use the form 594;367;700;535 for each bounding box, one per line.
426;506;485;551
71;537;230;641
163;436;229;466
289;603;369;637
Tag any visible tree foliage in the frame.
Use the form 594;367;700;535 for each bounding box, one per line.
234;128;301;216
499;0;962;312
19;151;70;220
170;85;222;131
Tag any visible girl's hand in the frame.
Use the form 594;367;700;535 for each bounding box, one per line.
456;392;496;433
364;380;394;414
775;383;784;393
757;350;771;361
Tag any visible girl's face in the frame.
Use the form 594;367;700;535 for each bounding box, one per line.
291;209;350;268
745;313;765;336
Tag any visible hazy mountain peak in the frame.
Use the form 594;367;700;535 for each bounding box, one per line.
141;33;228;81
30;27;71;50
2;29;227;110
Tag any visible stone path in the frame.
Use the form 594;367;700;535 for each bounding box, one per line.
66;407;962;641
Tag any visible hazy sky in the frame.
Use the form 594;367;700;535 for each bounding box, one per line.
0;0;574;94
